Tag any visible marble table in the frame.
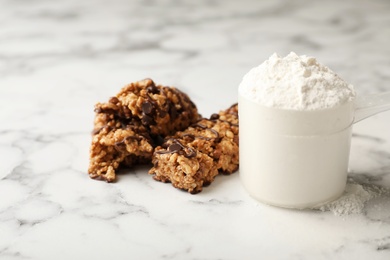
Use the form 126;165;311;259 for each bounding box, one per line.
1;0;390;259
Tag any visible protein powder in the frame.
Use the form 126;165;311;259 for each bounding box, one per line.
239;52;355;110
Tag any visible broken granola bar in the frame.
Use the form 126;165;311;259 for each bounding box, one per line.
149;104;239;193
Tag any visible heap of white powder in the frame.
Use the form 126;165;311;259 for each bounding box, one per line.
316;178;388;216
238;52;356;110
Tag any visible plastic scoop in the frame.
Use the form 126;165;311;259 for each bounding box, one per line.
354;91;390;123
239;91;390;209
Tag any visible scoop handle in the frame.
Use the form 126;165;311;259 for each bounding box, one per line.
354;91;390;123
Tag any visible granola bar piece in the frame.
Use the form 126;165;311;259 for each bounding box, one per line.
151;140;218;194
88;122;154;182
94;78;200;136
149;104;239;193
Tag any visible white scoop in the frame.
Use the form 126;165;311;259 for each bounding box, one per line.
239;91;390;209
354;91;390;123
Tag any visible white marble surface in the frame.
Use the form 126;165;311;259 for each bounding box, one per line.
1;0;390;259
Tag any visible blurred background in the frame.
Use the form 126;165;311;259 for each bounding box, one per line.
1;0;389;115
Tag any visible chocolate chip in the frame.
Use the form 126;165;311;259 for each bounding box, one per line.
190;189;201;195
142;102;153;115
168;143;182;152
203;180;211;187
94;107;116;114
146;84;159;94
193;123;206;129
210;113;219;120
169;106;178;120
109;96;119;104
142;114;155;125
